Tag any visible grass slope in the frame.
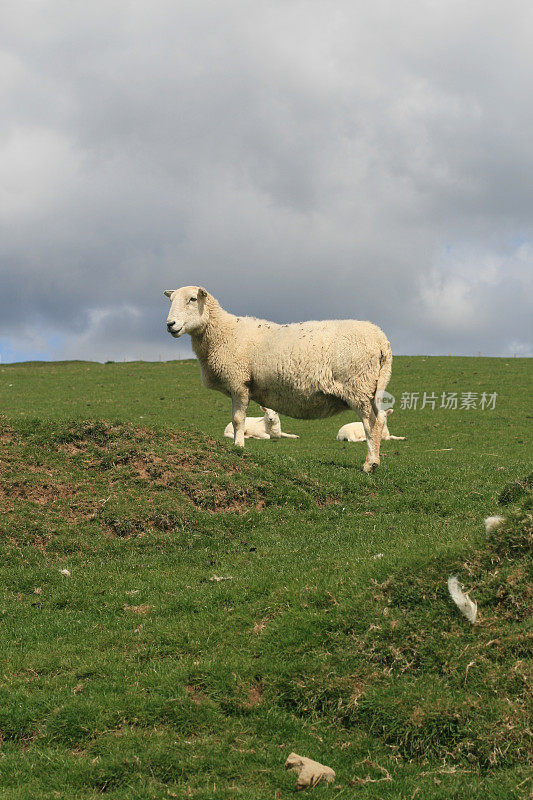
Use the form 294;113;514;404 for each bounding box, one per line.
0;357;531;799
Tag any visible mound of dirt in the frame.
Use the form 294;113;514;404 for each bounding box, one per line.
0;420;270;521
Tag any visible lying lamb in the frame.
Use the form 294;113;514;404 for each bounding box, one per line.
223;407;299;440
164;286;393;472
337;409;405;442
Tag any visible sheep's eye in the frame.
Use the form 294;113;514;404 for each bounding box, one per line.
189;297;197;303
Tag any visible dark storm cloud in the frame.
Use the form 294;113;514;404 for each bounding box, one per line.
0;0;531;362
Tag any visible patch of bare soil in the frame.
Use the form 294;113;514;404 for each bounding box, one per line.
127;454;176;486
123;604;151;614
179;481;266;513
57;442;86;456
186;685;210;706
3;479;76;506
316;494;342;507
243;684;263;709
116;447;267;513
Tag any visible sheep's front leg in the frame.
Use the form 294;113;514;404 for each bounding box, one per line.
231;394;249;448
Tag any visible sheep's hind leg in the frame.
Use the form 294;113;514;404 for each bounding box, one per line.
231;393;249;448
350;401;386;473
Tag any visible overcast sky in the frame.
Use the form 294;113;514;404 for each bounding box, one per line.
1;0;532;362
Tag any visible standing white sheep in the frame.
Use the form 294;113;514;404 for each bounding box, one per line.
337;409;405;442
223;407;299;440
164;286;393;472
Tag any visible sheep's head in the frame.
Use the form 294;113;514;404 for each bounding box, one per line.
261;406;282;436
164;286;208;337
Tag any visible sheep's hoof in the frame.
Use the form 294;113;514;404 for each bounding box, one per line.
362;461;379;473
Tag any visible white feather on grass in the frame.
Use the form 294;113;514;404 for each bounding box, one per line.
484;515;505;533
447;576;478;624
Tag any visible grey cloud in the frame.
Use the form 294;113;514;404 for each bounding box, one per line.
0;0;531;362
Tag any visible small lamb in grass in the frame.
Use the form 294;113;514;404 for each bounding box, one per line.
224;407;299;441
337;409;405;442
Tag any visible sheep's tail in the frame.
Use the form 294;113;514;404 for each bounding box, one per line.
372;339;392;417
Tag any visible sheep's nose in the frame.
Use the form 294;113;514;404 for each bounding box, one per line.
166;322;175;331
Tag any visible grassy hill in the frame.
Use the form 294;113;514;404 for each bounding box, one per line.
0;356;531;799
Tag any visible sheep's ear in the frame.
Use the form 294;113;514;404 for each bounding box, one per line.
197;287;207;299
260;406;267;412
164;290;174;298
386;408;393;417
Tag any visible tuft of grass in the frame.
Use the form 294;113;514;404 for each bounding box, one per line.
498;473;533;505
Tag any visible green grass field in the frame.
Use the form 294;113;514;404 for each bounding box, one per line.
0;356;531;799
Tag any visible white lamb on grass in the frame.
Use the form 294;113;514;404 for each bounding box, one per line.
337;409;405;442
164;286;393;472
223;407;299;440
